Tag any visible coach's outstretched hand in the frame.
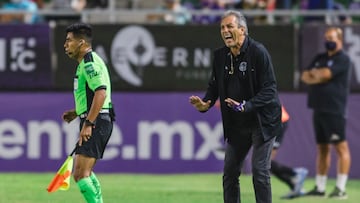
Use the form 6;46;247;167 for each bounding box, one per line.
189;95;211;112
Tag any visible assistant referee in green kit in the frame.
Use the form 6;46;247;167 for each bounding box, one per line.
62;22;115;203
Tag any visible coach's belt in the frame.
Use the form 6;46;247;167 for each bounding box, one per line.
79;109;110;119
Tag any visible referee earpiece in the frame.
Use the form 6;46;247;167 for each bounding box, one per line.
79;39;85;46
77;40;84;49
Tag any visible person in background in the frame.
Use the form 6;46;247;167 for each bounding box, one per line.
62;22;115;203
192;0;226;24
146;0;191;24
349;0;360;23
299;0;351;24
52;0;107;11
0;0;40;24
332;1;352;24
70;0;86;12
31;0;44;9
190;10;282;203
301;26;352;199
50;0;72;10
232;0;276;24
270;105;308;199
86;0;108;9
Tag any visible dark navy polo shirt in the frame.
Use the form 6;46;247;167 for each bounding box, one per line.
306;50;351;116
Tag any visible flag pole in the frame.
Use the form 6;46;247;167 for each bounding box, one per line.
69;145;77;156
47;145;77;193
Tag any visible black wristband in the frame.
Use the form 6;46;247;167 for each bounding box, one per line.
84;119;95;127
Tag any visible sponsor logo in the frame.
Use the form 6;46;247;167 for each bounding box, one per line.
327;60;333;67
0;37;37;72
0;119;224;161
111;26;155;86
110;25;212;87
85;64;99;78
330;133;340;141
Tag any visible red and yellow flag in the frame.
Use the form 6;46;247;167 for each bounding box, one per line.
47;156;74;193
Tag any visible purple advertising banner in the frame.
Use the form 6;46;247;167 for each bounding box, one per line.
0;92;359;178
0;92;223;173
0;25;51;89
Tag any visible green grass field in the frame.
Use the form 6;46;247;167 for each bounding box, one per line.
0;173;358;203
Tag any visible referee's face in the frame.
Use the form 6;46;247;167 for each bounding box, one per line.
64;32;82;60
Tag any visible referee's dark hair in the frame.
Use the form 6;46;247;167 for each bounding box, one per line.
66;22;93;43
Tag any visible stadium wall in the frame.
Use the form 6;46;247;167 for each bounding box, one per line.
1;24;360;91
0;24;359;178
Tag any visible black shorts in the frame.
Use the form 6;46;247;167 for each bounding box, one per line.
313;111;346;144
76;113;113;159
273;121;288;149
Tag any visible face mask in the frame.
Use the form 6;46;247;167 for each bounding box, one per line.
325;40;337;51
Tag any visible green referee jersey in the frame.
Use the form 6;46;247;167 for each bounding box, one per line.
73;51;112;115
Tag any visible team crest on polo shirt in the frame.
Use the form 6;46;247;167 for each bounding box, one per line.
239;62;247;72
327;60;333;67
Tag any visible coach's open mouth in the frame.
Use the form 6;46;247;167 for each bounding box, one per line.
224;34;232;40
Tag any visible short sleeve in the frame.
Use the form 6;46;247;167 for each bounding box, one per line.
84;62;106;91
329;55;350;77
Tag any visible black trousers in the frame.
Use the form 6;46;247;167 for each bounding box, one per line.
223;129;275;203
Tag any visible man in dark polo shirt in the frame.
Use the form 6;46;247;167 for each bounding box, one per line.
189;10;281;203
301;27;352;199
